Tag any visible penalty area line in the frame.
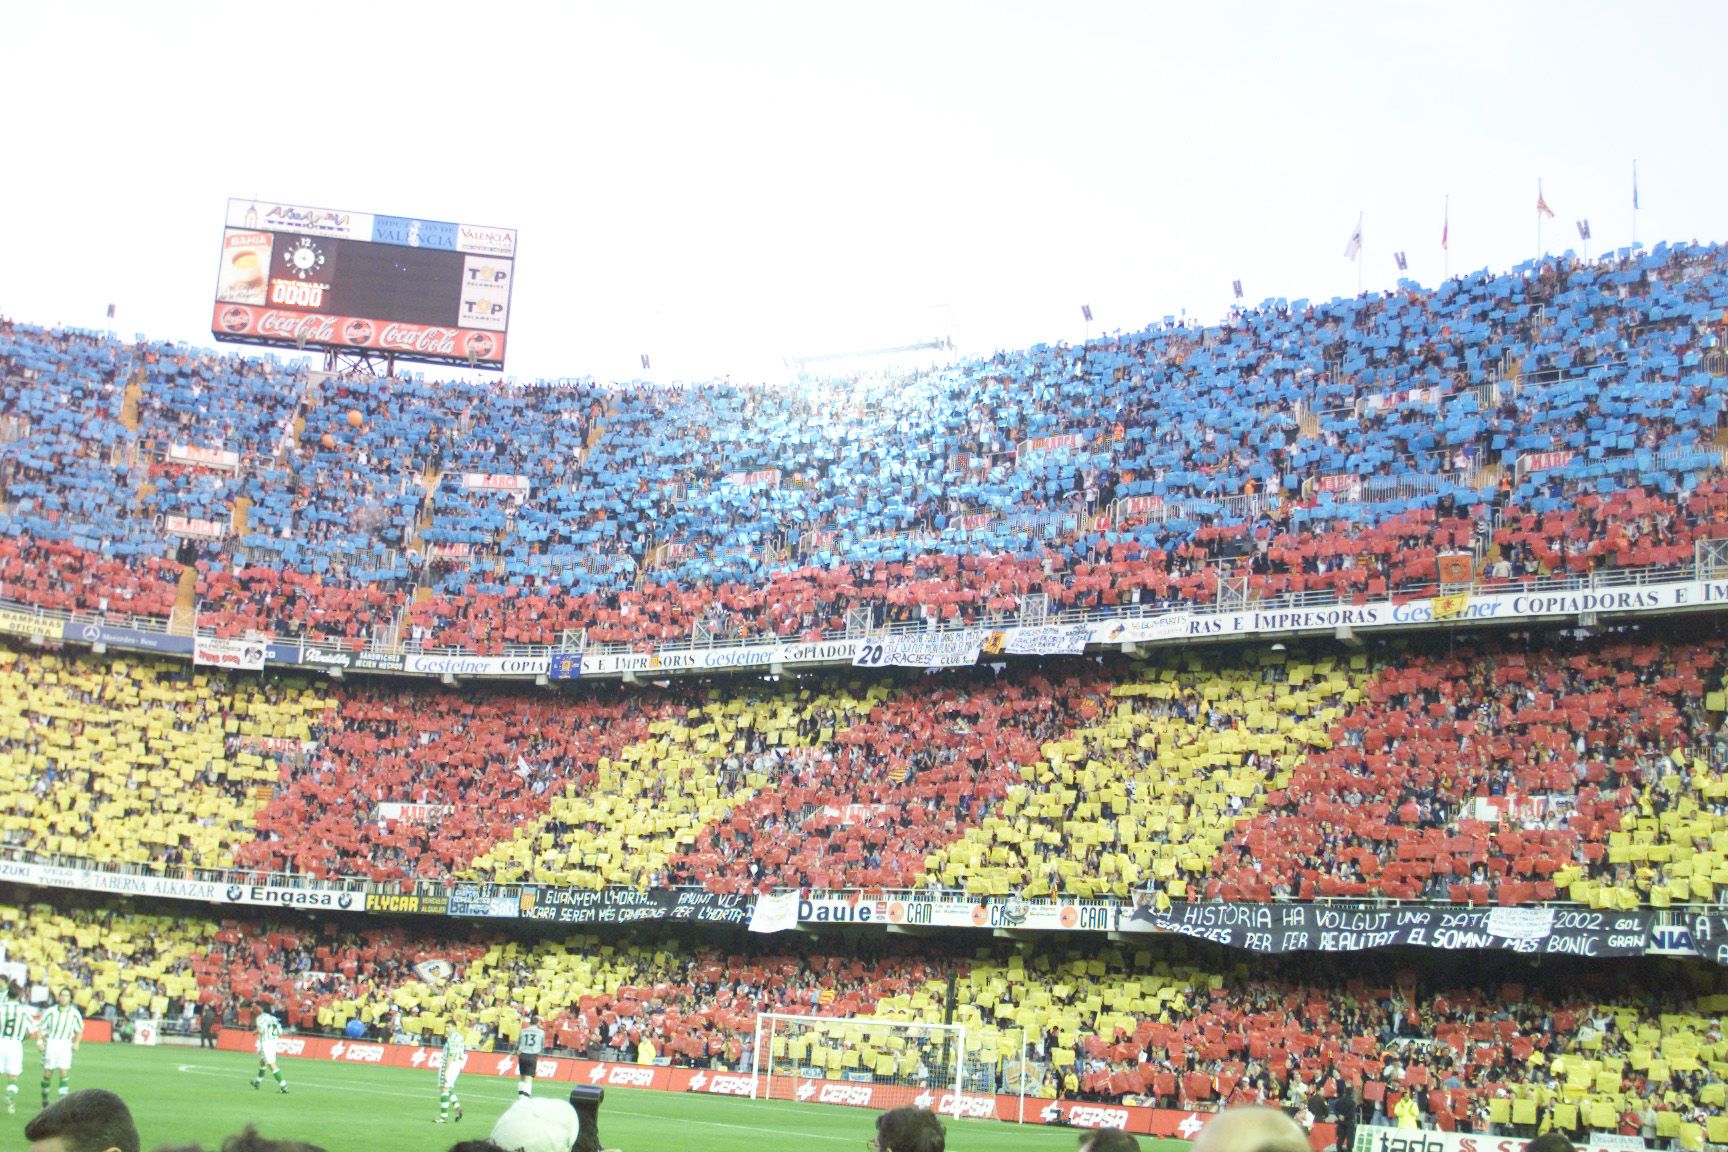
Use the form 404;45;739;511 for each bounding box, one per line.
171;1066;856;1142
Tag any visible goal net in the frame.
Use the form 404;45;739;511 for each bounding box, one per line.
753;1014;1019;1118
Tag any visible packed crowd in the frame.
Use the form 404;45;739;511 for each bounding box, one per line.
2;626;1725;910
14;898;1728;1146
1;242;1725;655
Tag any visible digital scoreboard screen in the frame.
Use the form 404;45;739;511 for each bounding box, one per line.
211;199;515;370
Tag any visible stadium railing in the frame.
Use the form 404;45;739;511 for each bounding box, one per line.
2;845;1722;922
0;548;1717;679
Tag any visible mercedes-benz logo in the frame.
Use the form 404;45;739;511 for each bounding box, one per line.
81;625;101;641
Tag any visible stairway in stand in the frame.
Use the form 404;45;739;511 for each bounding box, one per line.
119;367;145;434
168;566;198;636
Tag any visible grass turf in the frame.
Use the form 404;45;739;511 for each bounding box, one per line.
16;1043;1189;1152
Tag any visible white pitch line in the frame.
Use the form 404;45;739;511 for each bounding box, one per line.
173;1066;856;1142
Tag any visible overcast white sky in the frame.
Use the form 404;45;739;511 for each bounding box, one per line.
2;2;1724;382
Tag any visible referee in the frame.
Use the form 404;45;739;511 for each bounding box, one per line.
516;1017;546;1099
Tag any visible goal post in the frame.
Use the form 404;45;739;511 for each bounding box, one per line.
750;1013;1029;1121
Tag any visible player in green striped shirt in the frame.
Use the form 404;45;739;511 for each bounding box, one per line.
0;983;30;1114
36;988;81;1107
435;1024;466;1124
249;1002;288;1093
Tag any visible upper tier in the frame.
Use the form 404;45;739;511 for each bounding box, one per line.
2;242;1726;653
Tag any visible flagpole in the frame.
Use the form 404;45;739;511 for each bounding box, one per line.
1443;195;1450;279
1536;180;1543;262
1358;211;1364;294
1632;160;1639;248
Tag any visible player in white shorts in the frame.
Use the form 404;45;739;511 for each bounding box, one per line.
36;988;82;1107
436;1024;466;1124
249;1002;288;1093
0;983;29;1114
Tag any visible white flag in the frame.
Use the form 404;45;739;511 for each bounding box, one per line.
748;890;801;934
1343;213;1363;262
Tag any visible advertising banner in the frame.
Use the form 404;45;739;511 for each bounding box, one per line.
212;303;504;366
1122;901;1652;957
193;637;267;671
227;200;373;239
295;645;402;674
61;620;195;655
795;895;1116;933
400;652;548;678
447;883;520;919
1354;1126;1641;1152
0;609;62;639
0;857;222;903
364;892;450;916
209;1032;1331;1146
218;882;362;911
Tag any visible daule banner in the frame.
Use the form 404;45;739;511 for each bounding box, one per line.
1124;901;1653;957
212;1032;1329;1147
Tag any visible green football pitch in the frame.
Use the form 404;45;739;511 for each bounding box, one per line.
14;1044;1190;1152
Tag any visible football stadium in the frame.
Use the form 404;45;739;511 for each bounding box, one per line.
5;4;1728;1152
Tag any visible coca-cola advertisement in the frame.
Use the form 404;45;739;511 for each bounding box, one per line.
211;199;515;370
210;303;505;366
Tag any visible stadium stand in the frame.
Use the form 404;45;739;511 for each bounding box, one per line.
3;243;1727;653
0;649;326;868
1209;637;1727;907
8;898;1728;1144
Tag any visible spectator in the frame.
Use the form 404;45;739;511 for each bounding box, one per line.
489;1097;580;1152
1079;1131;1140;1152
874;1106;945;1152
1191;1107;1310;1152
24;1088;140;1152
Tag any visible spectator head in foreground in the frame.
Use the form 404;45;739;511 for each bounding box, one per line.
1191;1107;1310;1152
874;1106;945;1152
1079;1130;1141;1152
490;1097;580;1152
1524;1138;1575;1152
24;1089;140;1152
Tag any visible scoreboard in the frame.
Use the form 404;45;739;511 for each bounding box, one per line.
211;199;515;370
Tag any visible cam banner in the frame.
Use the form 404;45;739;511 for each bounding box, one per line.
1124;901;1651;957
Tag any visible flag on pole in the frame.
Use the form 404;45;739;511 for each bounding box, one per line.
1536;183;1555;219
1576;220;1591;241
1081;304;1092;323
1442;198;1449;251
1343;213;1363;261
640;354;650;371
1394;251;1408;272
1232;280;1243;300
1633;162;1640;210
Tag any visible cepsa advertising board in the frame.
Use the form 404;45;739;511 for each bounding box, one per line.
212;199;515;370
212;1033;1331;1148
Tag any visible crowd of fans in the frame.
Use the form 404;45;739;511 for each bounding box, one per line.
2;625;1725;910
2;242;1726;656
13;897;1728;1148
